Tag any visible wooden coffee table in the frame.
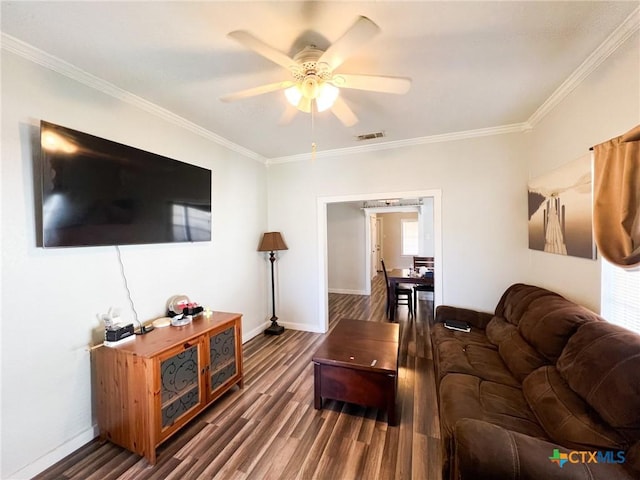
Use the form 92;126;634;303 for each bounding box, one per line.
312;318;400;425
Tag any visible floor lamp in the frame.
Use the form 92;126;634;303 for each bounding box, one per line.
258;232;288;335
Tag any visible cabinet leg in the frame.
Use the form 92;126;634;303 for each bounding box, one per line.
387;375;397;425
145;450;157;466
313;362;322;410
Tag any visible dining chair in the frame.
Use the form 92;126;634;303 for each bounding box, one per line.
412;256;434;311
381;259;413;319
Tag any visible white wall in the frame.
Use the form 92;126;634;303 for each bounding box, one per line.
378;211;418;269
327;202;367;294
268;132;529;332
326;199;434;295
420;197;436;256
2;18;637;480
524;30;640;312
266;28;639;333
1;52;269;478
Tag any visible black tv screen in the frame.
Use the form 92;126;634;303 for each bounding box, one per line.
40;121;212;247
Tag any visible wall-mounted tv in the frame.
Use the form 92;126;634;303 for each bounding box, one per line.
40;121;212;248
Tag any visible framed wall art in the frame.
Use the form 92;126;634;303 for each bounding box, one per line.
528;153;596;260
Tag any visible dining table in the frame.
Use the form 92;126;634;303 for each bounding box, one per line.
387;268;434;321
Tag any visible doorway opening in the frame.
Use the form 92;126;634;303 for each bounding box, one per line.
318;189;442;333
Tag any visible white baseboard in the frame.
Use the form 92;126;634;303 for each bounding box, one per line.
246;319;326;337
279;320;326;333
10;425;100;479
242;321;271;343
328;288;368;295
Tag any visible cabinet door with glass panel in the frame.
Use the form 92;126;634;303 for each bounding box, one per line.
157;338;205;441
207;322;243;399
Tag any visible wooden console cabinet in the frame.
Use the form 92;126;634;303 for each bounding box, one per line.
94;311;243;464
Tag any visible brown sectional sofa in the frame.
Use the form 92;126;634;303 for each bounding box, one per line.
432;283;640;480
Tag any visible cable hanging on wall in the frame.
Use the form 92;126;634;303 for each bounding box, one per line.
115;245;142;331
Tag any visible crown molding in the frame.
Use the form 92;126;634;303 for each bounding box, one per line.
267;123;527;165
526;6;640;129
4;4;638;165
1;33;266;164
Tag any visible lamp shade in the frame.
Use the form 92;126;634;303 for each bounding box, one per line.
258;232;288;252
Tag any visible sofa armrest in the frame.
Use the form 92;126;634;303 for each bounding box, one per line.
435;305;494;330
452;419;635;480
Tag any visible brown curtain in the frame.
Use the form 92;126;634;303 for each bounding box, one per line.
593;124;640;267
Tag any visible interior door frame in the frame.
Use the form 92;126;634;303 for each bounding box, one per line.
363;205;421;284
317;189;442;333
376;217;383;274
369;215;378;281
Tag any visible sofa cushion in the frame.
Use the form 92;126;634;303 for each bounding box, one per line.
439;373;546;441
434;339;520;387
523;366;627;451
625;441;640;476
498;331;549;382
434;305;495;330
518;297;601;362
432;322;497;349
452;419;638;480
557;322;640;439
486;316;549;381
495;283;563;326
485;316;517;346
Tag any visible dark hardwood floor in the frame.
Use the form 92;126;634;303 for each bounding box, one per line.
34;274;442;480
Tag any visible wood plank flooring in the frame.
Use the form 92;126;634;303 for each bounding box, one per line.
34;275;442;480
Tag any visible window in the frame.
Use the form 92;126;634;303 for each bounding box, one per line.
601;259;640;334
401;219;419;256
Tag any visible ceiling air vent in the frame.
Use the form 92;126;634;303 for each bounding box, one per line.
356;131;385;141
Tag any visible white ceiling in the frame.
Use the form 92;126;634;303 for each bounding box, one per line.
2;1;638;161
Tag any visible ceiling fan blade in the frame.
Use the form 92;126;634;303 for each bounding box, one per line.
331;74;411;95
278;105;299;125
318;16;380;71
331;96;358;127
298;96;312;113
220;81;295;102
228;30;297;70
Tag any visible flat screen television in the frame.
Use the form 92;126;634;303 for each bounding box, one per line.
39;121;212;248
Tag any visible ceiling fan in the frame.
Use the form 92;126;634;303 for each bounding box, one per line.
220;16;411;127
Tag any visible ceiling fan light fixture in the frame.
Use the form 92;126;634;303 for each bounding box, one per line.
301;75;320;99
284;85;303;107
285;81;339;113
224;16;411;128
316;83;340;112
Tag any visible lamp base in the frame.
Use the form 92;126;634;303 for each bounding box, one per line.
264;319;285;335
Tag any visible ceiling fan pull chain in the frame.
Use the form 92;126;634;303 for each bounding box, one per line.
311;105;317;161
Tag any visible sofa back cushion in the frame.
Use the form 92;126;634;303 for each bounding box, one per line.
523;366;627;451
485;316;517;345
490;284;602;381
518;297;602;362
486;314;551;382
499;332;549;382
557;321;640;440
494;283;563;326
